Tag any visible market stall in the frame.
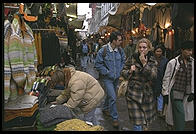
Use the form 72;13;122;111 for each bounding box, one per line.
3;3;104;131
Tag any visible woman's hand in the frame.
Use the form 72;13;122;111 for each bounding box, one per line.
129;65;136;74
139;52;147;66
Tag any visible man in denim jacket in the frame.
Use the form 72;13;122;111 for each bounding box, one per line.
95;31;126;128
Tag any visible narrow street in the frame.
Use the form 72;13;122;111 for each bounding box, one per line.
85;60;194;131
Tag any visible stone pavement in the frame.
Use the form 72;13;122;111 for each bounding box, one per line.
94;97;194;131
86;60;194;131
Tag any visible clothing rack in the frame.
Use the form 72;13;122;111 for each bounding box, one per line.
32;29;56;31
4;6;19;9
32;29;65;33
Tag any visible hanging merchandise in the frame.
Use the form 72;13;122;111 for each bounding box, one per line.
33;32;43;65
4;12;38;104
40;31;61;68
172;3;194;30
164;28;174;51
19;3;38;22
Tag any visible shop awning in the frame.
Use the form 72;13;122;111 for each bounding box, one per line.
106;3;135;29
107;14;121;29
109;3;135;15
69;19;84;29
69;14;85;29
66;3;77;18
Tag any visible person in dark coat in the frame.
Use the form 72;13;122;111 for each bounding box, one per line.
121;38;158;131
153;45;168;117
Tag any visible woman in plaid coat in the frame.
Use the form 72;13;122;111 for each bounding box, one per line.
121;38;158;131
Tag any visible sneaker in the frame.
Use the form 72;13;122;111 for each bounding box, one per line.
112;120;119;128
102;110;110;117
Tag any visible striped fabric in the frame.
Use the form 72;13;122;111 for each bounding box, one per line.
4;20;12;103
4;15;37;103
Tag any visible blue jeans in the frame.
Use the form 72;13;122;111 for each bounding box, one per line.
102;78;119;120
157;94;163;111
80;55;89;71
133;125;142;131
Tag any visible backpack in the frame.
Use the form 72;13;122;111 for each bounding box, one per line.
82;44;88;54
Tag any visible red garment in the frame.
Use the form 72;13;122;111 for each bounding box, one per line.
4;8;11;17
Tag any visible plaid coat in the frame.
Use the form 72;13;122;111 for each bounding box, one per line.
121;52;158;125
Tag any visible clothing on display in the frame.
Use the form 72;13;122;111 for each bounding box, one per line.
4;14;38;103
41;31;61;68
4;110;38;130
39;104;76;127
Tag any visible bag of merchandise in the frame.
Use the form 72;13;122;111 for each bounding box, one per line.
54;119;104;131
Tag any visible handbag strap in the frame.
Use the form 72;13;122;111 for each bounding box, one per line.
169;58;177;85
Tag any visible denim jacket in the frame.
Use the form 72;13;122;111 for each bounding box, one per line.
95;43;126;80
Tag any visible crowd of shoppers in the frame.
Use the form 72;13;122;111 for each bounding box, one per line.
49;31;194;131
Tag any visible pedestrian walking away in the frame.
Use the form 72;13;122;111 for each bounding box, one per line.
162;40;194;131
80;39;90;72
121;38;158;131
95;31;126;128
49;67;105;125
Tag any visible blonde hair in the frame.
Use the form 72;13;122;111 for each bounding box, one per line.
135;38;153;53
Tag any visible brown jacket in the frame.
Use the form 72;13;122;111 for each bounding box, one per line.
56;67;105;113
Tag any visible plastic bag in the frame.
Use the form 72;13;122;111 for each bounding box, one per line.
117;79;128;98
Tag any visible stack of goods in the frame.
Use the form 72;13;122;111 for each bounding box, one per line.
55;119;104;131
37;104;76;128
33;65;59;107
47;89;63;103
4;95;38;130
38;65;59;77
35;112;56;131
29;78;50;108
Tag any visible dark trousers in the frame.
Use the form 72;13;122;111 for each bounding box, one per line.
170;89;185;131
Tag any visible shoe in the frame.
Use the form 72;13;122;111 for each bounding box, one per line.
158;111;164;119
112;120;119;128
143;125;148;131
102;110;110;117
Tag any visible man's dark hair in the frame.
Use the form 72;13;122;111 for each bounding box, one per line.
109;31;122;43
180;40;194;50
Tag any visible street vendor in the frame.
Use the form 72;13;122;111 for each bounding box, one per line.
50;67;105;125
